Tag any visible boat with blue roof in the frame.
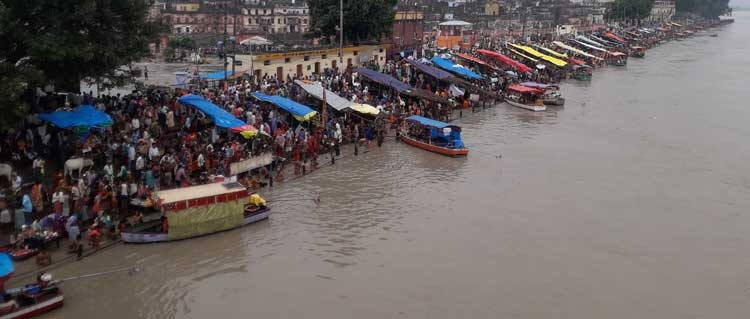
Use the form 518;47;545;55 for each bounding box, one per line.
399;115;469;157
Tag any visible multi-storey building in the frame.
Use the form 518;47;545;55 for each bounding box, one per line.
647;0;676;22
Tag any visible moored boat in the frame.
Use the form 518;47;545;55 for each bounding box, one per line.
400;115;468;157
630;46;646;58
571;65;593;81
0;281;64;319
121;182;269;243
505;84;547;111
520;82;565;106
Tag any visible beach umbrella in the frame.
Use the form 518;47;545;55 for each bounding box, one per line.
0;253;14;277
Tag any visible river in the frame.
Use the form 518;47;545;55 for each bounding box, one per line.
37;13;750;319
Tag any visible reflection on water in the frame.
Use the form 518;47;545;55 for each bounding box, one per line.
35;14;750;319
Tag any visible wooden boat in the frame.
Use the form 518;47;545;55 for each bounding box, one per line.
121;182;269;244
630;46;646;58
0;278;63;319
520;82;565;106
9;250;38;262
505;84;546;111
571;65;592;81
609;51;628;66
400;115;468;157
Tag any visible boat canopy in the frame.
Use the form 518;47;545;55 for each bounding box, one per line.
568;57;586;65
577;35;607;47
356;67;411;93
455;53;499;71
631;46;645;50
406;115;464;149
406;59;454;80
251;92;318;121
610;51;627;57
430;57;482;79
157;182;248;205
535;45;568;59
507;48;539;63
507;84;543;94
510;44;568;67
406;115;458;129
604;32;626;43
552;41;604;60
520;82;558;90
476;49;533;73
574;40;608;52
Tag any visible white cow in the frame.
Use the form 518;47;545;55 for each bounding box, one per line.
0;163;11;184
64;158;94;179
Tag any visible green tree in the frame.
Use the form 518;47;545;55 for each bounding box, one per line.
0;0;158;128
676;0;730;17
308;0;398;43
165;36;196;62
609;0;654;22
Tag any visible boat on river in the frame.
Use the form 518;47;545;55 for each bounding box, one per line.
571;65;593;81
0;280;63;319
505;84;547;111
520;82;565;106
630;46;646;58
609;51;628;66
400;115;468;157
121;182;269;243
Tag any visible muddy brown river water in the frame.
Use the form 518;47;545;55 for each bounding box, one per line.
32;13;750;319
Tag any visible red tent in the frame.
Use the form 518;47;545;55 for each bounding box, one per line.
476;49;533;74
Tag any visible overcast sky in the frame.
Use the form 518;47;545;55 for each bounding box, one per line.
731;0;750;7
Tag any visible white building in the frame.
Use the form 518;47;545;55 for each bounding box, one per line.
648;0;676;22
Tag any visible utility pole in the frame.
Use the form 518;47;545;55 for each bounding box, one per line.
339;0;343;67
223;3;228;85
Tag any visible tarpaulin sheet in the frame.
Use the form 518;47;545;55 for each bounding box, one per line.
509;44;568;67
167;200;244;240
430;57;482;79
294;80;355;112
39;105;113;130
199;70;236;80
252;92;317;121
405;59;454;80
178;94;246;129
356;68;411;93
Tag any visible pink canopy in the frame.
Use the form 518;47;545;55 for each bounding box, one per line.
476;50;533;74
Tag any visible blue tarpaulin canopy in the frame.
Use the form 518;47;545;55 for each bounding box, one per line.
251;92;318;121
39;105;113;139
356;68;411;93
405;59;454;80
199;70;236;80
406;115;459;129
178;94;246;128
430;57;482;79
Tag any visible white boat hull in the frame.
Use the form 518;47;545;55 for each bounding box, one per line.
505;99;547;111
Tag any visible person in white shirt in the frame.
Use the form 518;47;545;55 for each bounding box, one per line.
103;162;114;184
131;117;140;130
127;143;136;169
135;155;145;173
148;144;159;161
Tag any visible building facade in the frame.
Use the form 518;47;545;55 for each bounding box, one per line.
648;0;676;22
234;45;389;80
388;9;425;53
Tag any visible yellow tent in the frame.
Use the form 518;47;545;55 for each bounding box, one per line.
351;104;380;115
